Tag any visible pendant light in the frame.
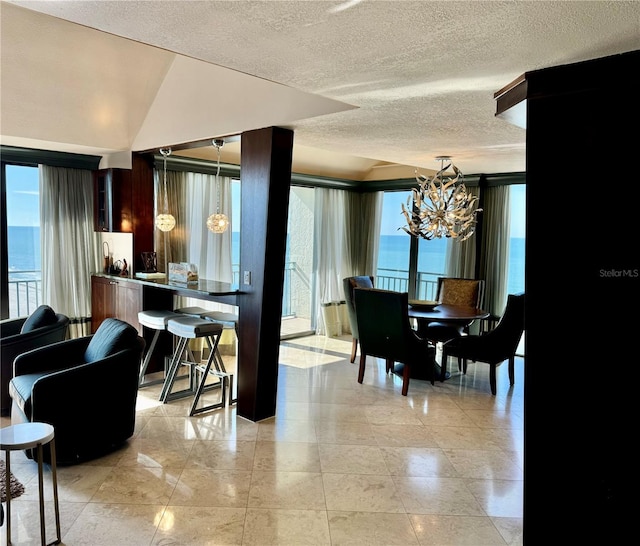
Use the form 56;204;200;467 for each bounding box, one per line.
155;147;176;232
401;156;481;242
206;139;229;234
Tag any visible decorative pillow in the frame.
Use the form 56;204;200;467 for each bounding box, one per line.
84;318;139;362
20;305;57;333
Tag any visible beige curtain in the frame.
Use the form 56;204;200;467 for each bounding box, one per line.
40;165;100;338
343;190;383;276
478;185;511;317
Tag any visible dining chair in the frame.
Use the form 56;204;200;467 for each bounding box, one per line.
342;275;375;363
441;292;525;395
354;287;436;396
423;277;485;344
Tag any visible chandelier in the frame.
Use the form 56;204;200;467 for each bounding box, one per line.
401;156;481;241
206;139;229;234
155;147;176;232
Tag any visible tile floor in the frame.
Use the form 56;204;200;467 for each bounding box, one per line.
1;334;523;545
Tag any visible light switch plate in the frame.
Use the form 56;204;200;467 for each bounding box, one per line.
243;271;251;285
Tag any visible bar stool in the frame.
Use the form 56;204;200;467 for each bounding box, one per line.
174;307;239;403
137;309;182;387
1;422;61;546
200;311;238;404
160;316;231;416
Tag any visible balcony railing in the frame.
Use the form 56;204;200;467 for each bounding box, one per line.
8;270;42;318
11;266;438;323
376;268;441;301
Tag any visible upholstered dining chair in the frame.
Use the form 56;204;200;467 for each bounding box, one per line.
423;277;485;344
354;287;437;396
441;292;525;395
343;275;374;363
0;305;69;415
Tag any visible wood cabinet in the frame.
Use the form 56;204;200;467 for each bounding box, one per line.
91;275;141;334
93;153;155;272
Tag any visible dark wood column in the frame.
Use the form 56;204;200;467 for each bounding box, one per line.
237;126;293;421
495;50;639;543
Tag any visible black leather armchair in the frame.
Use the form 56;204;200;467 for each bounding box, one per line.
9;318;145;464
0;305;69;415
343;276;374;363
354;287;436;396
442;292;525;395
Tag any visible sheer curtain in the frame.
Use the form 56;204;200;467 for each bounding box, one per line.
314;188;382;335
445;184;511;317
184;172;233;283
40;165;100;338
478;184;511;317
343;190;383;276
314;188;347;335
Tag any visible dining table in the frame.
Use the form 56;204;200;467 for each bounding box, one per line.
406;302;490;381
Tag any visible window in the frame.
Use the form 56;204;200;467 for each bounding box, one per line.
376;190;447;299
2;164;41;318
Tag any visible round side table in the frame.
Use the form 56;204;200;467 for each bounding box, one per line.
0;422;61;546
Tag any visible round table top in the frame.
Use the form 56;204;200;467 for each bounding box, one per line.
0;422;55;450
408;303;490;322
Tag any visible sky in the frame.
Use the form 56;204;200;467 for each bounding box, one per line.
6;164;526;238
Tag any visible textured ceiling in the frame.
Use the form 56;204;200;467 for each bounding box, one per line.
1;0;639;179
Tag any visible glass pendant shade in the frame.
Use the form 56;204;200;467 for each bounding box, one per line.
156;147;175;232
155;213;176;232
207;212;229;234
207;139;229;234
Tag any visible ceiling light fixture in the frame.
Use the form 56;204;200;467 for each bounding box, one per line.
401;156;481;241
155;147;176;232
206;139;229;234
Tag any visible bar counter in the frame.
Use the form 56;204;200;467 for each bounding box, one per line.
92;272;242;306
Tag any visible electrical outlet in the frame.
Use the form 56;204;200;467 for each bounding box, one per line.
243;271;251;285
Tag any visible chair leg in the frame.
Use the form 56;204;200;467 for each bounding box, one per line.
401;362;410;396
385;359;393;374
350;338;358;363
508;356;515;385
357;354;366;384
489;364;497;395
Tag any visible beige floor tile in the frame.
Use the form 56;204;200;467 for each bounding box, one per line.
380;446;459;478
491;516;524;546
363;405;425;426
430;426;503;450
371;423;440;448
319;444;387;474
442;449;523;480
90;466;180;504
256;418;318;443
186;439;256;470
328;511;419;545
322;473;405;513
243;508;331;545
408;514;508;545
61;502;165;545
315;420;377;445
253;440;321;472
150;505;246;545
169;468;251;507
116;437;194;468
1;499;85;545
465;478;524;518
393;476;485;516
248;471;326;510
